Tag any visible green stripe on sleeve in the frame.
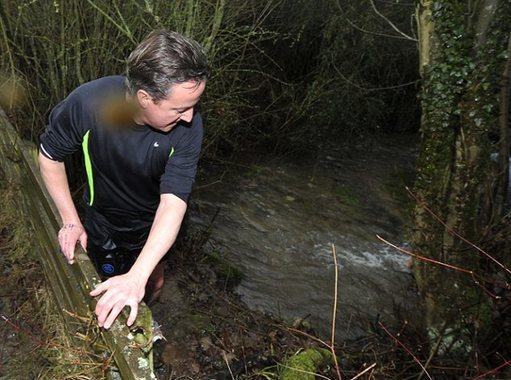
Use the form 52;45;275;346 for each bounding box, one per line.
169;146;175;157
81;130;94;206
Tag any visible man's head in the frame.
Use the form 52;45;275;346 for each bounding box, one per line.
126;30;209;102
126;30;209;132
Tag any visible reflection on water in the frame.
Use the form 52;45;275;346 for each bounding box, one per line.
190;134;424;340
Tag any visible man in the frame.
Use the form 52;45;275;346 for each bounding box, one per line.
38;30;209;329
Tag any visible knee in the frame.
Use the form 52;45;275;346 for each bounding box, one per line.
145;263;165;302
148;274;165;292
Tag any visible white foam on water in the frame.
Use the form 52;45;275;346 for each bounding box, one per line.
310;236;411;271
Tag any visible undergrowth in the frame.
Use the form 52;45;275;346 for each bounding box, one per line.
0;177;104;379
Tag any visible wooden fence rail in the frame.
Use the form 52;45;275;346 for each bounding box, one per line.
0;108;156;380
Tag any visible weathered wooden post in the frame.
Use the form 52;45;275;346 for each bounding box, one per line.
0;108;156;379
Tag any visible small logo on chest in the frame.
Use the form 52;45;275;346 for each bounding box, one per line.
153;141;160;148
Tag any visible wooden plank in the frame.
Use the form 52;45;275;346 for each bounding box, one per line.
0;108;156;380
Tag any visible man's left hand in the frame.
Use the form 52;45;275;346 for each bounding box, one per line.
89;272;145;329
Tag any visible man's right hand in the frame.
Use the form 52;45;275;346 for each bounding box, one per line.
39;152;87;264
58;223;87;264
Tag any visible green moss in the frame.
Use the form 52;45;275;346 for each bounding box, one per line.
278;348;333;380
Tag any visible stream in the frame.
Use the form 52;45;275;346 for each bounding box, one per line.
189;133;424;341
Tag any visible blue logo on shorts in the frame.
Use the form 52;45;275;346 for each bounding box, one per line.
101;263;115;275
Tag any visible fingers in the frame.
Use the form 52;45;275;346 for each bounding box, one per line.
90;277;141;329
62;249;74;264
92;282;118;327
102;302;124;329
58;223;86;264
95;298;139;329
58;233;75;264
89;279;109;297
80;232;88;251
127;303;139;327
101;301;139;329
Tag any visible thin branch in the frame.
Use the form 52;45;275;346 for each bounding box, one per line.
377;235;503;300
288;327;330;347
286;245;344;379
331;244;343;380
408;187;511;275
85;0;136;44
349;363;376;380
472;358;511;380
1;314;45;347
369;0;417;41
331;62;419;92
222;351;235;380
334;0;417;41
379;322;433;380
376;235;474;275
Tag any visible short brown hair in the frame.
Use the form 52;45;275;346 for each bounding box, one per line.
126;30;209;102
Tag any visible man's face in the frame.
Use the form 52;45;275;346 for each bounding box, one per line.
135;80;206;132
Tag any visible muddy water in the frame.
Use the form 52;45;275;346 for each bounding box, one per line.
189;134;424;341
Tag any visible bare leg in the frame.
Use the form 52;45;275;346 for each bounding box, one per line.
144;261;165;304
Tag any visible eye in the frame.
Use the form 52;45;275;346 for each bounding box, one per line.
174;106;192;114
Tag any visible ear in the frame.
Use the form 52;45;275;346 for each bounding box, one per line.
136;90;152;109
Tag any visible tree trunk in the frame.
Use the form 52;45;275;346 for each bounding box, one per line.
413;0;511;356
494;34;511;220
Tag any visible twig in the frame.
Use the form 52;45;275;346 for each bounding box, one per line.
286;244;346;380
376;235;473;274
418;322;447;380
377;235;502;299
407;187;511;275
472;358;511;380
330;243;343;380
85;0;136;44
378;234;506;300
334;0;416;41
350;362;376;380
1;314;44;347
369;0;416;41
62;308;93;323
331;62;419;92
222;351;235;380
379;322;433;380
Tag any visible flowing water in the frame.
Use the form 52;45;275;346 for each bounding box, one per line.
189;133;424;341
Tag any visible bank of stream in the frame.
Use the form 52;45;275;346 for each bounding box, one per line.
150;132;427;378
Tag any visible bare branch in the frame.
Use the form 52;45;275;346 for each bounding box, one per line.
370;0;417;41
379;322;433;380
334;0;417;42
331;62;419;92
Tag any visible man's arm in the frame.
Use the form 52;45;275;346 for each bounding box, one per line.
38;152;87;263
90;193;187;328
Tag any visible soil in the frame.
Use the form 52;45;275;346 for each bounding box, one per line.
150;234;327;379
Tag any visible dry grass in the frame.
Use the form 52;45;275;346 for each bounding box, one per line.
0;178;107;379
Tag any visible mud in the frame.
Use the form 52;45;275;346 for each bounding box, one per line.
150;247;325;379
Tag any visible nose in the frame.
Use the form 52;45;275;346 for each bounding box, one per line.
180;108;194;123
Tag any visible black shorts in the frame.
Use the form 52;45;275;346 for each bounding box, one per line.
87;243;138;278
83;205;151;278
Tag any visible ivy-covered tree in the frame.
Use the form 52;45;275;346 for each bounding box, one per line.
413;0;511;357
